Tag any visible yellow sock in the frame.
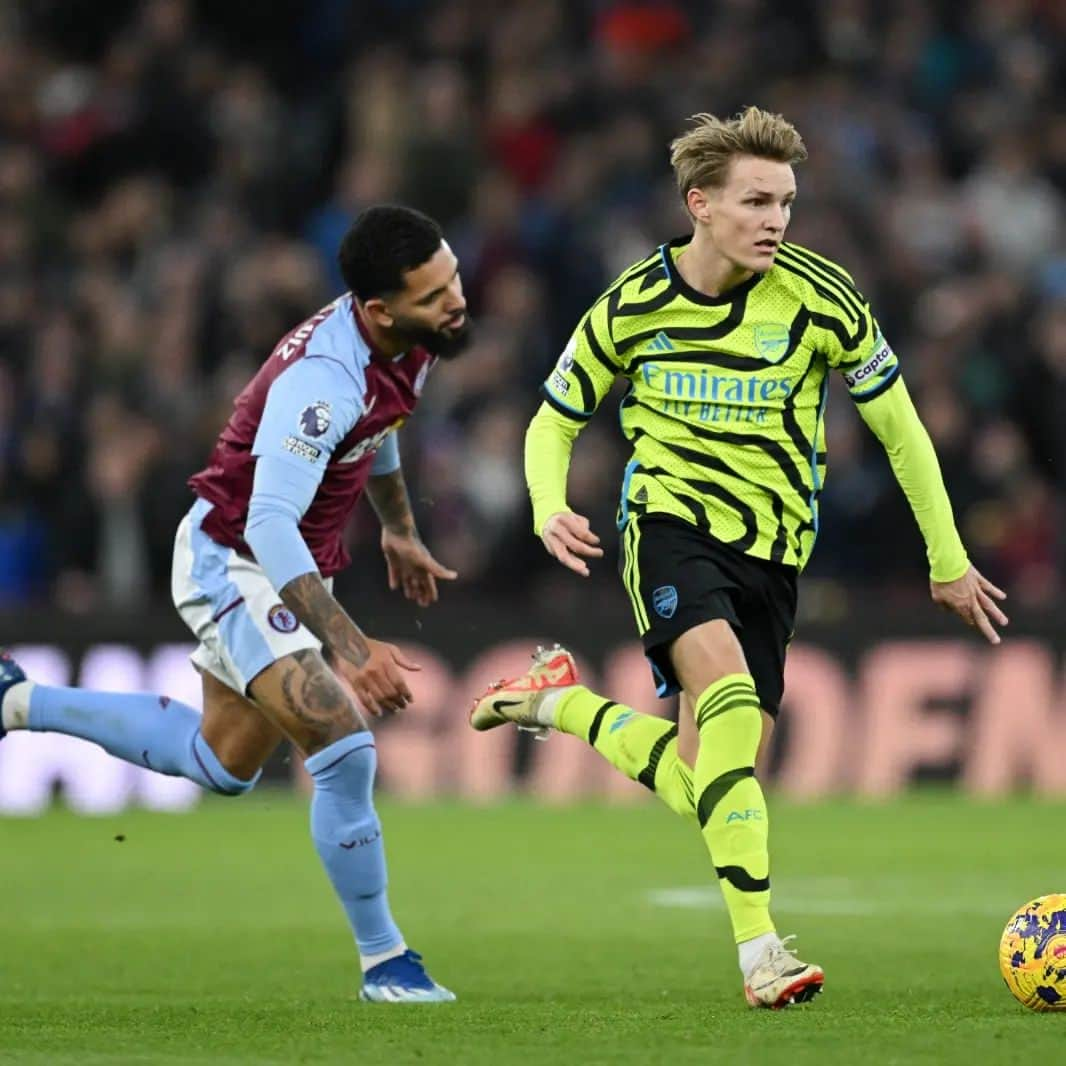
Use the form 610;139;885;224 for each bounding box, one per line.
693;674;775;943
554;686;695;820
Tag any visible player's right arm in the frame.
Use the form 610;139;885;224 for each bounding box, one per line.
525;294;621;575
244;357;418;715
807;250;1008;644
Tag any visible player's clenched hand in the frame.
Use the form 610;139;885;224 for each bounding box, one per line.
930;565;1008;645
541;511;603;577
381;528;458;607
339;638;421;716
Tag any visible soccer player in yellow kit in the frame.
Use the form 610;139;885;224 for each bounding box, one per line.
470;108;1008;1007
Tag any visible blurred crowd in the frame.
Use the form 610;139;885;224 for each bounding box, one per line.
0;0;1063;617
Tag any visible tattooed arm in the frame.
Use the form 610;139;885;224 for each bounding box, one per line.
242;368;423;714
278;572;419;714
366;463;458;607
245;451;419;715
366;466;417;535
279;572;371;668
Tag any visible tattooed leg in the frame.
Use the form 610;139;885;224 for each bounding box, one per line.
248;649;407;966
249;647;366;756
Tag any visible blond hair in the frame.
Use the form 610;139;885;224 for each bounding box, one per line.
669;107;807;199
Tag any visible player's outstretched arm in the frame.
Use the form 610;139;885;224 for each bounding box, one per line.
855;377;1008;644
365;439;457;606
525;402;603;577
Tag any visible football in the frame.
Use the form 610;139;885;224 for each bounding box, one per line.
999;895;1066;1011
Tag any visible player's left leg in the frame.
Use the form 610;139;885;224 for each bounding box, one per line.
0;651;269;797
671;598;822;1008
166;503;452;1003
246;648;453;1003
678;692;776;770
470;646;696;819
671;621;774;941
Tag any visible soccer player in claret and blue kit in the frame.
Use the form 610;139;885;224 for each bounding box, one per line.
1;205;469;1003
470;109;1010;1008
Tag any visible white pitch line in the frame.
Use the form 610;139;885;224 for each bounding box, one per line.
648;883;1018;917
648;887;875;915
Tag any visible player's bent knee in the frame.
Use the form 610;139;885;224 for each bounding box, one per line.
251;649;367;757
207;770;260;798
695;699;762;737
300;712;366;754
192;730;262;797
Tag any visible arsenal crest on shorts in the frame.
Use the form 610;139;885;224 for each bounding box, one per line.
652;585;678;619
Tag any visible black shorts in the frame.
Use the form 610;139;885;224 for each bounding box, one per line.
618;514;798;718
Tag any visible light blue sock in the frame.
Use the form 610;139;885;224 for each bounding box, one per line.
27;685;258;796
305;733;403;957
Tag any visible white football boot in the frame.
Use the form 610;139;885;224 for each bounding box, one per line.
743;936;824;1009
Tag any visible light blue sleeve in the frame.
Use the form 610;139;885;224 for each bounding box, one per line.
369;430;400;476
252;356;363;471
245;457;322;591
246;356;363;591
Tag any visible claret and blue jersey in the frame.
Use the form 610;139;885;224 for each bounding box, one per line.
189;294;434;585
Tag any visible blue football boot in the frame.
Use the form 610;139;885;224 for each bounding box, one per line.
0;650;27;739
359;950;455;1003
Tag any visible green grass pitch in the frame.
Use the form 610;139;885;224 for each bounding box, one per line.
1;791;1063;1064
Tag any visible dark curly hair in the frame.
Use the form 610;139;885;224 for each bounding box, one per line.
337;204;444;300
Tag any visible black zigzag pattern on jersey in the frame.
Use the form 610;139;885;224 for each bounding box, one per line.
774;252;862;324
638;265;668;292
777;244;866;320
631;453;760;551
621;427;751;540
592;255;661;309
769;493;789;564
655;484;706;530
679;416;810;504
780;245;866;319
627;396;807;549
626;347;789;373
794;514;816;548
774;304;812;366
633;454;749;533
630;425;777;551
810;309;869;354
774;254;865;329
612;254;662;291
580;317;618;376
781;243;864;300
614;287;752;359
778;369;822;517
780;313;818;460
570;360;597;412
602;258;662;314
579;254;661;368
605;285;623;354
614;282;684;316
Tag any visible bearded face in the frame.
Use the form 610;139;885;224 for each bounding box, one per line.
389;310;473;360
